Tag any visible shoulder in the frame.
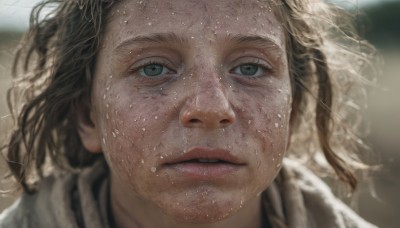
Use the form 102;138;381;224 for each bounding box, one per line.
0;176;59;228
283;159;377;228
0;160;109;228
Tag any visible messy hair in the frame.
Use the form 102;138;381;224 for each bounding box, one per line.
2;0;376;193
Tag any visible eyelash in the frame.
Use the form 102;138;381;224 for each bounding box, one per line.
128;59;273;82
230;59;273;79
127;60;178;85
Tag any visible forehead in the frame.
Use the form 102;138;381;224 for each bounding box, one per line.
105;0;285;48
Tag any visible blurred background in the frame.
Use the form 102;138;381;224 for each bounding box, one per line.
0;0;399;227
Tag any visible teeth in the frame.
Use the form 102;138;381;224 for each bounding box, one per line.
197;159;220;163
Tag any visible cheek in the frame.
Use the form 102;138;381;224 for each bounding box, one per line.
234;84;292;172
95;86;175;183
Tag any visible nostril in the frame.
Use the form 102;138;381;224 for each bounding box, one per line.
220;119;230;124
189;119;201;124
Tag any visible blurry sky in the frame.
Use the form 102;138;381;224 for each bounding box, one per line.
0;0;399;31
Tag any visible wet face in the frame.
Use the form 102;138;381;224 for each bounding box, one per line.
88;0;292;224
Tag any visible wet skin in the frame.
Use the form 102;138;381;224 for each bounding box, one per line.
79;0;293;227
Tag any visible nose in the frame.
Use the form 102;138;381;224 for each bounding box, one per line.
180;81;236;129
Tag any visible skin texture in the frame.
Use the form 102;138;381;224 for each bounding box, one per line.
78;0;293;227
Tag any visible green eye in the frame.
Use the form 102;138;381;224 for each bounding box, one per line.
140;64;170;77
233;64;264;76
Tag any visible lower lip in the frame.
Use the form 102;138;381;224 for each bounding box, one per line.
165;162;242;180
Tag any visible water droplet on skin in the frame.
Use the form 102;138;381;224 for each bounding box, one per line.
275;123;279;128
103;94;106;99
148;22;152;26
151;167;157;173
106;86;110;91
142;128;146;132
112;132;117;138
276;163;281;169
277;89;282;93
154;116;158;120
277;114;282;119
102;137;106;145
106;113;109;119
109;75;113;79
141;159;144;164
248;120;252;124
129;104;133;109
124;20;128;24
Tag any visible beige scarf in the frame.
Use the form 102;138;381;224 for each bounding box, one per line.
0;159;376;228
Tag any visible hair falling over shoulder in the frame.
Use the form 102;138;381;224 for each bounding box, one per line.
1;0;378;193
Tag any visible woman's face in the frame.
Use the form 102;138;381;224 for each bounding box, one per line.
89;0;292;223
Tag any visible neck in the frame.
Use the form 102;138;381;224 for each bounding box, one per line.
109;175;264;228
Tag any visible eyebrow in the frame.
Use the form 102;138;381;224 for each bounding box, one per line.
228;34;283;51
113;32;188;55
113;32;284;55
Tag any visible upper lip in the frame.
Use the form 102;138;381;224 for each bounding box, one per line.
164;147;244;165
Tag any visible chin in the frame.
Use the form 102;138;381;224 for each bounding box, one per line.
158;195;242;224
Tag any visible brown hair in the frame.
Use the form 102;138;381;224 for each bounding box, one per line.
2;0;377;193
